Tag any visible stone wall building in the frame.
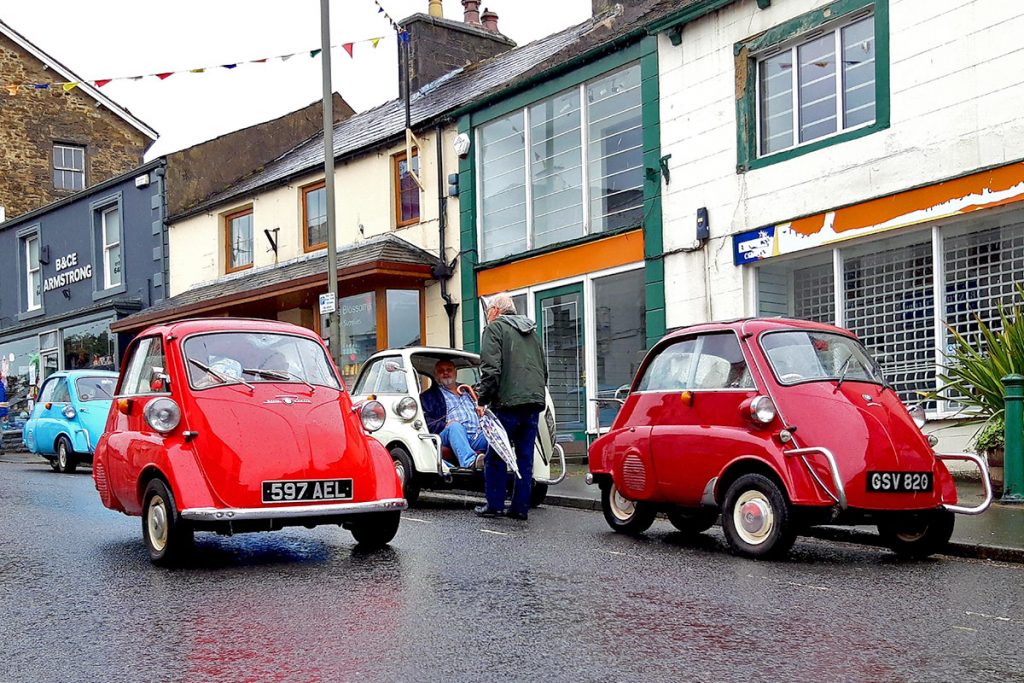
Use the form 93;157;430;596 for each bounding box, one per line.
0;19;157;222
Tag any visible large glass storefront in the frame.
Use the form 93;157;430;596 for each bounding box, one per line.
334;288;422;386
481;264;647;449
755;209;1024;414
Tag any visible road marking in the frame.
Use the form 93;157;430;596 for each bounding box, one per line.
951;626;977;632
784;580;829;591
966;610;1019;624
598;549;647;559
403;516;431;523
481;529;508;536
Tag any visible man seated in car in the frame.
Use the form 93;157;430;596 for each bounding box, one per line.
421;359;487;469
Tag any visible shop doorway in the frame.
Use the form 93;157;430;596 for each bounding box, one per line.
536;284;586;447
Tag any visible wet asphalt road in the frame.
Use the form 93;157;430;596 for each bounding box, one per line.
2;457;1024;683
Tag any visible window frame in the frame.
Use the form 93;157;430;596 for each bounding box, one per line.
393;150;420;228
735;0;889;172
23;232;42;312
101;206;122;290
52;143;86;191
224;206;254;274
474;61;644;263
301;181;327;253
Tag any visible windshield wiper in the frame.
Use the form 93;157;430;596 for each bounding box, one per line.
188;357;253;390
243;367;316;392
833;356;853;393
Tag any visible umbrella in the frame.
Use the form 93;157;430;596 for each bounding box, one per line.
479;408;520;479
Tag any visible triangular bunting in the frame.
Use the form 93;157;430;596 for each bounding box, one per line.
221;64;237;70
94;79;112;87
281;53;294;62
190;68;206;73
253;58;267;64
33;83;49;89
371;37;381;48
156;72;174;80
343;43;353;57
5;84;18;95
399;30;410;43
310;49;322;58
62;82;79;92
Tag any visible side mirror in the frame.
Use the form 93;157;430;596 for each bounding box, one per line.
614;384;631;402
149;369;170;393
384;361;406;374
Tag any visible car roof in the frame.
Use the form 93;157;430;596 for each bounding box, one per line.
141;317;322;340
662;317;856;342
365;346;480;361
47;369;119;379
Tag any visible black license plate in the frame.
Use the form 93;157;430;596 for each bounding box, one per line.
866;471;932;493
262;478;353;504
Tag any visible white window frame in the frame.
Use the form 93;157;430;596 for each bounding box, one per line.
101;206;121;289
53;143;85;191
754;10;876;158
475;62;643;262
25;234;41;311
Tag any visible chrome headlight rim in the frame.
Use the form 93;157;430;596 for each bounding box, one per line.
360;400;386;433
394;396;418;421
749;395;777;425
144;397;181;434
908;404;927;430
62;405;77;420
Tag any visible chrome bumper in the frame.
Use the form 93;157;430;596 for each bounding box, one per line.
785;446;848;510
936;452;993;515
535;444;567;486
181;497;407;522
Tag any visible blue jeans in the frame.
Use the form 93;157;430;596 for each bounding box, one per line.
484;406;540;516
440;422;488;468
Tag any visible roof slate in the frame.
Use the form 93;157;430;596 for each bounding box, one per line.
178;0;700;219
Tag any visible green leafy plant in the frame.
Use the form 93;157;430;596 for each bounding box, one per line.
937;285;1024;450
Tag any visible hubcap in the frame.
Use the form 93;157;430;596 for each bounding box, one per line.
394;460;406;485
609;486;636;522
733;490;774;545
58;444;67;468
148;496;169;552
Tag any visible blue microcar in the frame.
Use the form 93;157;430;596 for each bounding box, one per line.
23;370;118;473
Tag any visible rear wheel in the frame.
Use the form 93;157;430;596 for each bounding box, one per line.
878;509;955;559
601;481;656;535
349;511;401;550
529;482;549;508
142;479;193;566
721;473;796;559
667;508;718;535
389;446;419;505
55;436;77;474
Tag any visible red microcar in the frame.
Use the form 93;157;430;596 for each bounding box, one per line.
92;318;405;565
587;318;992;560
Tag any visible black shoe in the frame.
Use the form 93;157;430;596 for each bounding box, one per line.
474;505;503;518
505;510;528;521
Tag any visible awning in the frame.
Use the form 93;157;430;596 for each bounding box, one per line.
111;233;440;333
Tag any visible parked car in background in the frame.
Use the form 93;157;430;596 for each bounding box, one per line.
92;318;405;566
351;347;565;506
23;370;118;473
587;318;992;560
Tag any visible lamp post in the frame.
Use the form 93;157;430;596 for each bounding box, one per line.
320;0;341;366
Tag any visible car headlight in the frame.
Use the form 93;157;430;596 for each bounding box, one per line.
144;398;181;434
360;400;386;432
908;405;927;430
749;395;777;425
62;406;76;420
395;396;417;421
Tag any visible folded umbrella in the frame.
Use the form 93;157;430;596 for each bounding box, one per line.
458;384;520;479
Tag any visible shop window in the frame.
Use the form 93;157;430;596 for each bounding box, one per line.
302;182;327;252
0;336;40;418
593;269;646;428
736;1;888;170
63;319;116;371
394;152;420;227
53;143;85;191
386;290;421;347
225;207;254;273
22;234;42;311
101;206;122;289
339;292;376;383
477;63;642;261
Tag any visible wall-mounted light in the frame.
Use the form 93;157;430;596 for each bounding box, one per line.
61;288;71;300
453;133;471;159
39;244;50;265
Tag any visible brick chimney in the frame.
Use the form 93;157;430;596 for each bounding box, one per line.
462;0;481;25
398;8;516;94
480;8;499;32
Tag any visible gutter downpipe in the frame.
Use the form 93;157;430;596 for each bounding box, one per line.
436;123;457;347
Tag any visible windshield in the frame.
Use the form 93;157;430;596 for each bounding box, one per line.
75;376;116;402
760;330;886;386
182;332;341;390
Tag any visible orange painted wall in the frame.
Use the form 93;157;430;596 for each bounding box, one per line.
477;230;645;296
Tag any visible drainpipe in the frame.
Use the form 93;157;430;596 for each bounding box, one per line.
436;123;458;347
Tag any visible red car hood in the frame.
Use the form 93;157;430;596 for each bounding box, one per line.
185;384;371;508
773;381;940;508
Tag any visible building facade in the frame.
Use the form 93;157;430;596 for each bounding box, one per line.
0;161;167;421
653;0;1024;448
0;19;157;222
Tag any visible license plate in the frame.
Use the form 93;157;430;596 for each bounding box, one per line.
866;471;932;493
262;478;353;504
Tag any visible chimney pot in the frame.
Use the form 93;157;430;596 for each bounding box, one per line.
428;0;443;17
481;7;499;32
462;0;482;25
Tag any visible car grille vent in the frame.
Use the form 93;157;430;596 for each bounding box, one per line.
94;460;111;507
622;453;647;492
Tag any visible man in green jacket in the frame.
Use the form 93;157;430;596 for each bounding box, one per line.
474;293;548;520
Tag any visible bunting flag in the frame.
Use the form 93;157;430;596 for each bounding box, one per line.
2;31;391;95
373;0;410;43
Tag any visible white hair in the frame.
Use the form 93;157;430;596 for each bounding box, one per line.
486;293;517;315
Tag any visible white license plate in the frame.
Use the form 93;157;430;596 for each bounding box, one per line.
261;478;353;504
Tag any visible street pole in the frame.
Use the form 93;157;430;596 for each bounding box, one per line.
320;0;341;366
1002;374;1024;503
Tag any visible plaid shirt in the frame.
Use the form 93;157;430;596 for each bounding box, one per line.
440;386;481;439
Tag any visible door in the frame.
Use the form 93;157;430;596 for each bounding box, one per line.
30;376;66;454
535;284;586;446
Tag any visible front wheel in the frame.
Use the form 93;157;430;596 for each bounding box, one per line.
389;446;419;505
601;482;656;535
349;511;401;550
721;473;796;559
142;479;193;566
878;510;955;559
529;482;549;508
56;436;77;474
666;508;718;535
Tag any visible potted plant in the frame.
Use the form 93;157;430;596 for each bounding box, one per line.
938;286;1024;496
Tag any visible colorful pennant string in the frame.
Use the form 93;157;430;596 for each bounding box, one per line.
3;32;390;94
373;0;409;42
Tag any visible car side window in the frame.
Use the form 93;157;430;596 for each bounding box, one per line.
637;339;697;391
120;337;166;396
38;378;59;404
353;357;407;394
691;333;754;390
51;379;71;403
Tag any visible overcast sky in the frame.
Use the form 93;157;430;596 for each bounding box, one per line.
2;0;590;158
